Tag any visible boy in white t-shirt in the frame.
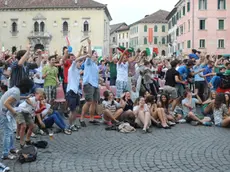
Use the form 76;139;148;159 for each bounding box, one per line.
16;88;45;148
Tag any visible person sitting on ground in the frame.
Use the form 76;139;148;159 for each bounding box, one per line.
133;97;152;134
212;93;230;127
202;90;216;118
102;91;123;126
35;97;72;135
182;90;211;126
145;95;170;129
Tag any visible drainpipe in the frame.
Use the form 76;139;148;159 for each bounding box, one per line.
192;0;195;48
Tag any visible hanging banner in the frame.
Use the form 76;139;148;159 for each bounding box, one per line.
148;28;153;43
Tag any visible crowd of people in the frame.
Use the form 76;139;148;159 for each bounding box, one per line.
0;38;230;171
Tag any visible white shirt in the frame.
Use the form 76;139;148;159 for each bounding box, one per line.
33;62;44;84
66;61;80;94
116;62;129;82
18;97;38;114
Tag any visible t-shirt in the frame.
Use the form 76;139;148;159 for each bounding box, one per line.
182;98;199;116
203;66;213;83
117;62;129;82
83;58;99;88
0;87;20;115
42;65;58;87
66;61;80;94
177;65;190;81
123;99;133;111
109;62;117;78
99;65;106;78
213;104;228;125
10;61;38;88
102;100;120;113
18;97;38;114
63;59;72;84
193;65;205;82
165;68;180;87
128;62;136;77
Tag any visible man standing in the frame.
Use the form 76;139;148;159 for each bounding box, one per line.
66;46;87;131
42;55;59;105
80;39;100;127
108;49;118;86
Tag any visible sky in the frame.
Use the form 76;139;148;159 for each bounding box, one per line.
97;0;179;25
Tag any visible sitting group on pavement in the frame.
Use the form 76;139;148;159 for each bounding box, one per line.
1;39;230;171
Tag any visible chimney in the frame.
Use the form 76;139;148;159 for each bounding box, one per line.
74;0;78;4
4;0;8;6
145;15;149;18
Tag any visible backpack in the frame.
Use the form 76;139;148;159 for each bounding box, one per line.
220;75;230;89
33;141;48;149
18;145;37;164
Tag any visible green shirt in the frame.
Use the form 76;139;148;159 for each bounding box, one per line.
42;65;58;87
109;62;117;78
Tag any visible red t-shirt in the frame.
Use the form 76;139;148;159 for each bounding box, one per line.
63;59;72;84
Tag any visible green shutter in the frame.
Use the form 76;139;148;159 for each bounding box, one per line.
162;37;165;44
144;37;147;45
205;0;207;9
199;0;201;9
144;25;147;32
187;40;191;48
187;2;190;12
154;37;158;44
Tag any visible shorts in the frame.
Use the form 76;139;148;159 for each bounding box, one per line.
83;84;100;102
44;86;57;101
175;84;185;97
116;80;128;98
17;112;34;125
66;90;80;111
163;85;178;99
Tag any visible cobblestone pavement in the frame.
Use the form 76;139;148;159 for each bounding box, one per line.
1;123;230;172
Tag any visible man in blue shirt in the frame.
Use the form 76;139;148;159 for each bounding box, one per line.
177;60;204;96
203;61;214;83
80;39;100;127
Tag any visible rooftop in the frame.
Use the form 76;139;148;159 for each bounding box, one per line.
130;10;169;27
0;0;112;20
110;22;127;34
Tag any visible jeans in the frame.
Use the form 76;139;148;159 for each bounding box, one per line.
0;114;15;157
195;81;205;101
43;111;67;130
210;76;221;91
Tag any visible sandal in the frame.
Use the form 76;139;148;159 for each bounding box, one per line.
89;120;100;125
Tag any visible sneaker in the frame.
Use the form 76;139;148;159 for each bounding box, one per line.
15;135;20;140
203;122;213;126
0;162;10;172
89;120;100;125
178;119;186;123
10;149;19;154
25;140;34;146
141;129;147;134
63;129;72;135
70;125;78;131
1;153;17;160
31;132;36;138
190;121;199;126
74;125;81;129
146;128;152;133
79;120;87;127
168;121;176;126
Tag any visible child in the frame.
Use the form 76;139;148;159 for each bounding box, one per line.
0;78;34;160
17;88;45;148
